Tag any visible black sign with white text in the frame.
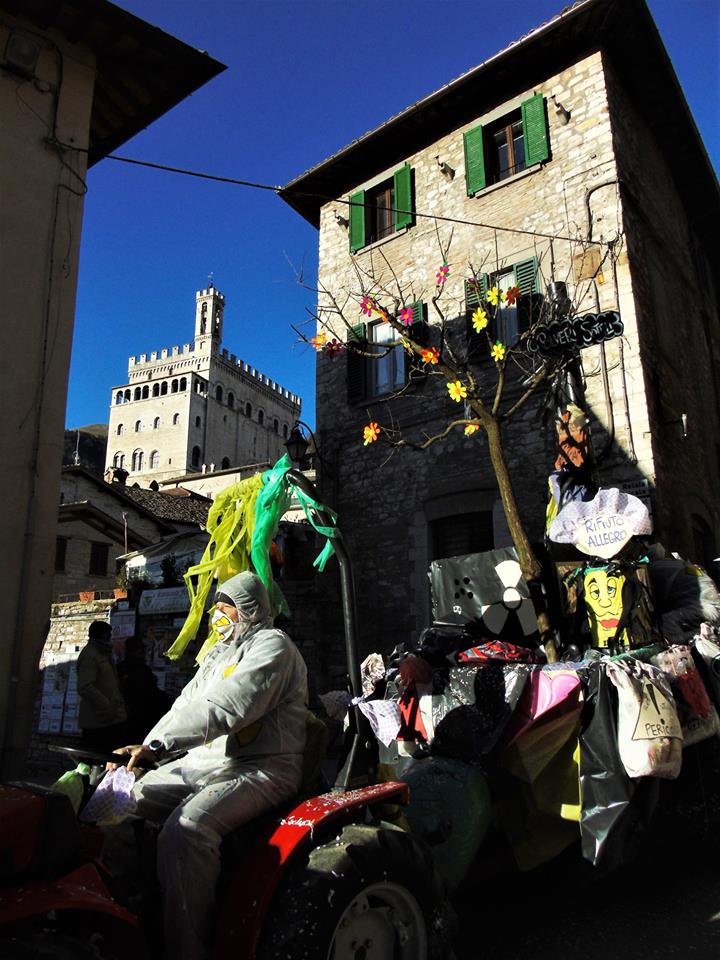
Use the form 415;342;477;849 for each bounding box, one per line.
526;310;623;357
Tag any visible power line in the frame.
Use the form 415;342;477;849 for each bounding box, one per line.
101;150;608;247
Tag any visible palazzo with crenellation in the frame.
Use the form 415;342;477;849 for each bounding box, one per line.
105;284;301;485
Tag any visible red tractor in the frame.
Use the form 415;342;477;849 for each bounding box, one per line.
0;471;455;959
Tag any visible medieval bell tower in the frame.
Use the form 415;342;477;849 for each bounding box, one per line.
194;282;224;354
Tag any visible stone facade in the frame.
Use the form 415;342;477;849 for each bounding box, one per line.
283;25;720;666
105;286;301;485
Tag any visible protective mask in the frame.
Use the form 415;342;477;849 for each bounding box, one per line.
211;608;237;641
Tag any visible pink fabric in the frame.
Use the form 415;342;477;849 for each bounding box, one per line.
506;669;582;745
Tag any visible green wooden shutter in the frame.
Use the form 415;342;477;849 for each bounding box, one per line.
465;273;489;310
406;302;429;379
463;125;486;196
349;191;366;252
521;95;549;165
346;322;367;403
514;257;541;336
514;257;540;295
393;165;413;231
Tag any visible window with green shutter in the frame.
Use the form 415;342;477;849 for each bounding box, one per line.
466;274;489;357
349;165;415;251
463;95;549;194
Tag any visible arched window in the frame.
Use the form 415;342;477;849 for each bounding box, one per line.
282;423;288;439
258;410;264;426
227;392;235;410
141;385;149;399
245;402;252;418
133;387;141;401
132;449;144;471
195;415;201;428
152;383;160;397
113;452;124;468
179;377;187;391
273;418;279;434
221;457;230;470
134;420;141;432
153;417;160;429
171;379;179;394
172;413;180;426
215;385;224;403
191;446;201;469
117;423;124;436
150;450;159;469
115;392;124;405
161;382;168;396
124;389;131;402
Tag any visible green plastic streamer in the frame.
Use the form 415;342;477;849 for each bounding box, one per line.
250;454;293;620
292;483;340;572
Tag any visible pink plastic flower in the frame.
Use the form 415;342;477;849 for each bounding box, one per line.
436;264;450;285
324;338;345;358
360;295;375;317
399;307;414;327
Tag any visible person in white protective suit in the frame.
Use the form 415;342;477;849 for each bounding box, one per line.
111;570;308;960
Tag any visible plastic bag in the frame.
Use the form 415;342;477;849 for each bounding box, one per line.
651;644;719;746
692;624;720;711
79;766;137;825
605;659;682;779
578;661;659;868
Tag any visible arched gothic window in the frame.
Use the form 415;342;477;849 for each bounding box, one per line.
116;392;124;405
245;402;252;418
141;385;149;399
117;423;124;436
179;377;187;391
113;452;124;468
221;457;230;470
153;417;160;429
133;387;141;401
227;392;235;410
152;383;160;397
161;382;168;396
273;418;279;434
150;450;160;469
195;416;201;428
172;413;180;425
282;423;288;439
171;379;179;394
124;389;131;402
132;449;144;471
191;446;201;469
134;420;141;432
258;410;264;426
215;385;224;403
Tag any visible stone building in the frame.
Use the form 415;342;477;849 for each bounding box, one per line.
105;285;302;485
280;0;720;661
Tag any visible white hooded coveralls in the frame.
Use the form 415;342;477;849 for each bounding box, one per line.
124;572;308;960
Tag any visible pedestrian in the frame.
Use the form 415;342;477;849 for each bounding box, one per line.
117;636;170;745
77;620;127;753
109;571;308;960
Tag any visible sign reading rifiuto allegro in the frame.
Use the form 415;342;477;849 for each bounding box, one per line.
526;310;623;357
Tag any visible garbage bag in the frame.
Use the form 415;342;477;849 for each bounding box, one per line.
605;659;682;778
651;644;719;747
578;661;659;868
693;624;720;711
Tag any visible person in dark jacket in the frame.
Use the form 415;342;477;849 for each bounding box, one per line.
77;620;127;752
117;636;170;745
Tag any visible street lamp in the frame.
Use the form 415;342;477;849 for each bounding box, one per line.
285;421;311;465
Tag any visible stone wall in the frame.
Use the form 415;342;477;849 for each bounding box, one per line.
311;51;660;665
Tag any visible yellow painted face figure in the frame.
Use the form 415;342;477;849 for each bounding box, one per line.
584;567;627;648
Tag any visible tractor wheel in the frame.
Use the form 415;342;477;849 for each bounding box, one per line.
256;823;456;960
1;931;101;960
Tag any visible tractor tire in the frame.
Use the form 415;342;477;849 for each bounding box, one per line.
1;930;102;960
256;823;456;960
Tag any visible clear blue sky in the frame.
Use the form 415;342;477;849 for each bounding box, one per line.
66;0;720;431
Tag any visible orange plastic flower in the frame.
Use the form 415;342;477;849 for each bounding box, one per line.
447;380;467;403
505;285;522;306
421;346;440;365
310;332;328;350
464;422;480;436
363;421;381;446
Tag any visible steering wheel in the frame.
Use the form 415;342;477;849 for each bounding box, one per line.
47;743;156;770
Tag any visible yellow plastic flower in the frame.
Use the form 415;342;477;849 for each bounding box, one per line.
471;307;488;332
310;332;328;350
486;287;505;307
421;346;440;365
363;421;381;446
464;422;480;436
491;341;506;363
447;380;467;403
